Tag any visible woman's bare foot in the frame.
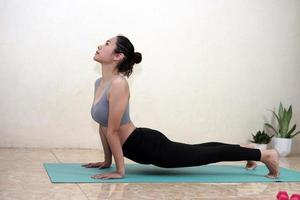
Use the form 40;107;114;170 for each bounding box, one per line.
240;143;258;170
245;160;257;170
260;149;280;179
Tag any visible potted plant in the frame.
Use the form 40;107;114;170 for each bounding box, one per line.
265;102;300;156
250;130;274;151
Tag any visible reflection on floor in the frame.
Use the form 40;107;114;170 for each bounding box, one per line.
0;148;299;200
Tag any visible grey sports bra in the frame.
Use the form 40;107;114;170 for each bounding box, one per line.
91;77;131;127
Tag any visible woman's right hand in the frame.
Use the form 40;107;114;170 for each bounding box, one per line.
82;161;112;169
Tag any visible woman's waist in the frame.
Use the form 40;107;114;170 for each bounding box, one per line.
119;121;137;146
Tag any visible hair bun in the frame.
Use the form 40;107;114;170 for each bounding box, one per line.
133;52;142;64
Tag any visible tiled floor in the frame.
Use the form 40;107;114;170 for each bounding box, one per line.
0;148;299;200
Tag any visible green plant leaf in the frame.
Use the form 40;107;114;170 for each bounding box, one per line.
281;109;289;136
290;131;300;138
279;102;284;120
264;123;279;135
287;105;292;126
267;109;281;125
251;130;272;144
287;124;296;136
266;108;281;136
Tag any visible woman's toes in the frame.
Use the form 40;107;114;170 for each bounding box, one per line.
265;174;275;179
265;172;280;179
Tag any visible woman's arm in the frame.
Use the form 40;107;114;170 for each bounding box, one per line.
106;78;129;175
91;78;129;179
94;78;112;162
99;125;112;163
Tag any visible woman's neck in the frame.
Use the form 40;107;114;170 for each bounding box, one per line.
101;64;120;83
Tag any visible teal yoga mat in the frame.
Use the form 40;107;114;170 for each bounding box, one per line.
44;163;300;183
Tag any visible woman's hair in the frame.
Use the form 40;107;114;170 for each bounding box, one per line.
114;35;142;78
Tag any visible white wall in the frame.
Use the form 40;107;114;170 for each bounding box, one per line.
1;0;300;153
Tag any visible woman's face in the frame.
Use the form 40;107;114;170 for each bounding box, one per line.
93;36;118;64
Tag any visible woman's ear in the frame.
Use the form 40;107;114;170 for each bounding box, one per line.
113;53;125;62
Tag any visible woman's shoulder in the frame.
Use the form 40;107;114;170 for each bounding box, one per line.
95;75;128;89
110;75;129;92
112;75;127;84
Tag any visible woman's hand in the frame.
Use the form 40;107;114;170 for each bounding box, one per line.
91;171;125;180
82;161;111;169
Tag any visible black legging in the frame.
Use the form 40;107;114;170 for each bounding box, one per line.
122;127;261;168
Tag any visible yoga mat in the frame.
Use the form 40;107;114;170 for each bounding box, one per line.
44;163;300;183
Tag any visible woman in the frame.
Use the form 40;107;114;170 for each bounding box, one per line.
82;35;280;180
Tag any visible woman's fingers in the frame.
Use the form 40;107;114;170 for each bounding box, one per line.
91;172;123;180
81;163;91;167
82;162;110;169
98;164;109;169
98;165;105;169
91;174;103;179
83;163;94;168
82;162;101;168
91;173;110;179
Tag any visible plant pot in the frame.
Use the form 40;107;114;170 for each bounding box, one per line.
251;143;268;151
257;144;268;151
272;137;292;157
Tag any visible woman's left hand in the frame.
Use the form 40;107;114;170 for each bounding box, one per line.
91;171;124;180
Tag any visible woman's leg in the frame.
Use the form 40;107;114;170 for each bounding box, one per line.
155;139;261;168
157;138;279;178
123;127;279;178
192;142;258;169
147;129;279;178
